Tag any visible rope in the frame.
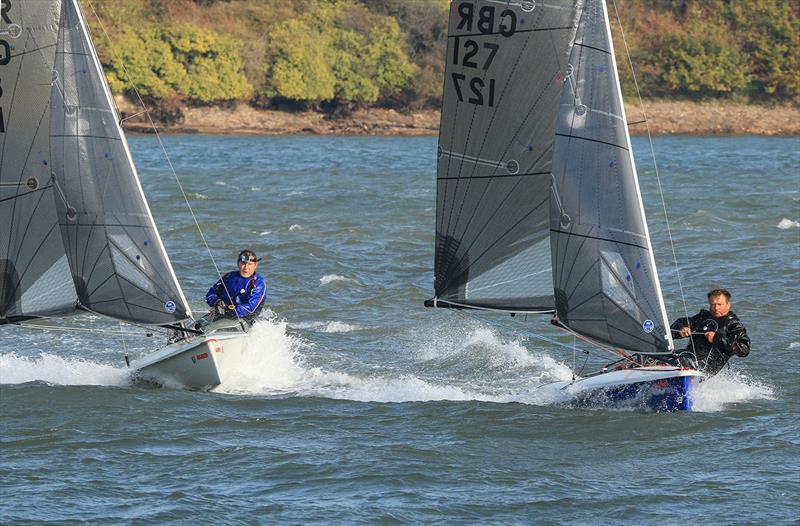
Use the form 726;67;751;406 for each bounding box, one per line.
609;0;694;361
83;0;237;322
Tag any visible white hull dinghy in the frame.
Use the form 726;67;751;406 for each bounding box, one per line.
131;320;249;391
426;0;705;411
0;1;251;392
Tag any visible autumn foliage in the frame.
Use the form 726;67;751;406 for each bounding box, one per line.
85;0;799;109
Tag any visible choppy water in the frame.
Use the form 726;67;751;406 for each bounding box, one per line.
1;135;798;524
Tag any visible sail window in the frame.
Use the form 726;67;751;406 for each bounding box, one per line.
600;250;638;319
110;245;157;295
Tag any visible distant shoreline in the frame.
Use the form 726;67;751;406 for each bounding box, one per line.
117;97;800;137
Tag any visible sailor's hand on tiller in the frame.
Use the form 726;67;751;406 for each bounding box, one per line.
678;326;691;338
704;331;715;343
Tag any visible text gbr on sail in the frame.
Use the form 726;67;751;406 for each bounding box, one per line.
451;2;518;108
0;0;11;133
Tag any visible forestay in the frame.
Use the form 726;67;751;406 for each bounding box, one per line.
434;0;581;312
549;0;673;354
1;0;191;326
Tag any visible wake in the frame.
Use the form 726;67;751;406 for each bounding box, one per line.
0;316;775;411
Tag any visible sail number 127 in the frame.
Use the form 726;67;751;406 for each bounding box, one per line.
451;37;499;107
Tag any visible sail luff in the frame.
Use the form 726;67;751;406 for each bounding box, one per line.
598;0;673;350
69;0;192;320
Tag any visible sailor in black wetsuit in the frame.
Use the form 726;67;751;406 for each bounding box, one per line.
671;288;750;376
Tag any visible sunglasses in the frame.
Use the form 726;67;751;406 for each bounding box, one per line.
238;256;260;263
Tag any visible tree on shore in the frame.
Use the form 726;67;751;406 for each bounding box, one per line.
87;0;799;111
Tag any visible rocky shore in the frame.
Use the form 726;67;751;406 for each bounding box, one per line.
117;97;799;137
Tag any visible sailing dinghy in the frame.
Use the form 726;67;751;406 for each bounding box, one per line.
0;0;249;391
427;0;702;411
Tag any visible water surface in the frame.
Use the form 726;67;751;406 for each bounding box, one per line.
1;135;798;524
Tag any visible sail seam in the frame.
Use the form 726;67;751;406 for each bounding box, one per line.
574;42;610;55
7;44;57;59
50;134;119;140
447;25;577;39
554;132;628;150
430;298;554;314
438;171;550;180
549;229;648;250
0;187;51;203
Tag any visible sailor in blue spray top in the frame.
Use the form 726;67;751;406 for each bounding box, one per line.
204;249;267;325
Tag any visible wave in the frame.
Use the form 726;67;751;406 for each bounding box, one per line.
213;319;465;400
0;352;131;387
259;230;271;236
215;319;571;404
689;369;776;412
777;218;799;229
289;224;303;231
291;321;362;333
319;274;359;286
0;317;773;412
189;192;209;200
674;210;733;230
414;325;572;377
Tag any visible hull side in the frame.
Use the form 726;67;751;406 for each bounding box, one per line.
132;334;245;391
545;366;702;412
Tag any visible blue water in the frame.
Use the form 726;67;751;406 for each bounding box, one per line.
1;135;798;524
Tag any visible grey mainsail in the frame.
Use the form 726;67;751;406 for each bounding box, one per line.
433;0;581;311
1;0;191;326
549;0;673;353
0;0;77;322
